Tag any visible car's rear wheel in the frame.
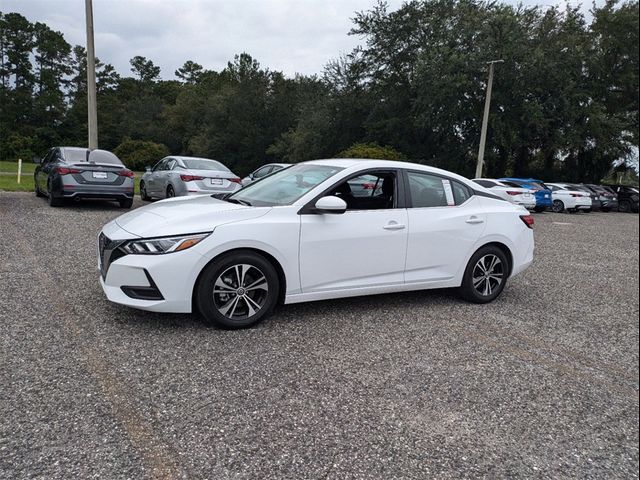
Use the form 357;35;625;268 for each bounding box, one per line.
459;246;509;304
196;251;279;329
140;181;150;201
618;200;631;213
552;199;565;213
35;180;45;197
166;185;175;198
119;198;133;209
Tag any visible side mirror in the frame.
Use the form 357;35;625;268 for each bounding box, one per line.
315;196;347;214
145;166;152;172
33;156;41;164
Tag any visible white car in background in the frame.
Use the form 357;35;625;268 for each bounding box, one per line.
99;159;535;329
472;178;536;209
546;183;592;213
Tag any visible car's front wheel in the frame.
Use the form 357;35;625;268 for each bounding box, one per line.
534;206;545;213
459;246;509;304
196;251;280;329
140;181;150;201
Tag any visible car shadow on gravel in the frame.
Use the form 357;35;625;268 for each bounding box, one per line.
105;287;467;332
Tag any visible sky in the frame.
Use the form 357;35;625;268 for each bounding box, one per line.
3;0;598;79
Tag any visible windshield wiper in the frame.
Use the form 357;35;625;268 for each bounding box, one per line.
224;197;252;206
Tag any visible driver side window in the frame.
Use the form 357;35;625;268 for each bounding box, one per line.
326;171;397;210
153;159;167;172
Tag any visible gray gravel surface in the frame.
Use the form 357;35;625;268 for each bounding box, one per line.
1;192;638;479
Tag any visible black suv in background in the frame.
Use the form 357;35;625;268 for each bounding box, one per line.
604;185;639;213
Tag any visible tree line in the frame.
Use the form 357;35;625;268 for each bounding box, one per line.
1;0;638;180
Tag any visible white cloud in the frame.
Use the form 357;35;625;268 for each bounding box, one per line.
3;0;601;78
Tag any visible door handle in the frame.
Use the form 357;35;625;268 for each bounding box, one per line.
466;216;484;224
383;222;406;231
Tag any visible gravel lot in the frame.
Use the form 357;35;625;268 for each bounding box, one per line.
1;191;638;479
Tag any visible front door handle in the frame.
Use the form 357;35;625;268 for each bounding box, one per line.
466;216;484;225
383;222;406;231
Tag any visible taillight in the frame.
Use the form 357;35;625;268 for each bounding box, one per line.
57;167;80;175
506;191;521;196
520;215;534;229
117;170;135;178
180;174;204;182
230;177;242;184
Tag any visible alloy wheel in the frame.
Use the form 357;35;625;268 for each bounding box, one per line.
212;264;269;320
472;254;504;297
552;200;564;213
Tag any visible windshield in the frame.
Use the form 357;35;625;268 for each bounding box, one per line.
228;163;344;206
182;158;230;171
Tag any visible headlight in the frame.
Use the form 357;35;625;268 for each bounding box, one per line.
121;233;210;254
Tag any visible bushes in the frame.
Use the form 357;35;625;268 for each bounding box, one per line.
336;142;406;161
113;139;170;171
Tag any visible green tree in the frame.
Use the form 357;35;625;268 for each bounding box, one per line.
175;60;203;84
113;138;169;171
129;55;161;82
336;142;406;160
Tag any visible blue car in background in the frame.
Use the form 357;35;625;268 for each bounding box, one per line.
499;178;552;212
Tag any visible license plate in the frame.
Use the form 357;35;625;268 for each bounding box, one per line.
208;178;223;186
92;171;108;179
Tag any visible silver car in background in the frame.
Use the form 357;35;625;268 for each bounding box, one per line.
240;163;291;186
140;156;242;200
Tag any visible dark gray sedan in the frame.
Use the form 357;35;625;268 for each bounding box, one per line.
34;147;135;208
140;156;241;200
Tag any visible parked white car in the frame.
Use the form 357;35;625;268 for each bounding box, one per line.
472;178;536;209
98;159;535;329
546;183;592;213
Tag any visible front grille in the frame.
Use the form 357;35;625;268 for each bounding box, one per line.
99;233;127;279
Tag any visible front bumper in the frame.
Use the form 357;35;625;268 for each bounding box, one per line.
99;234;206;313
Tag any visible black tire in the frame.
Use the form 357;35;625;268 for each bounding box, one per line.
568;208;577;214
583;208;592;213
35;178;45;197
119;198;133;209
552;199;565;213
166;185;175;198
140;181;150;201
459;246;509;304
618;200;631;213
47;180;63;207
196;251;280;329
534;206;546;213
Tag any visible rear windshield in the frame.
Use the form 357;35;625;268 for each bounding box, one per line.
64;148;123;166
182;158;230;172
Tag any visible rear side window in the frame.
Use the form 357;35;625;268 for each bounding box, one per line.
451;181;472;204
474;179;495;188
407;172;472;207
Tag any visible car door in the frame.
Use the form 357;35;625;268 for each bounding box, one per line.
403;170;487;284
146;158;167;196
299;169;408;292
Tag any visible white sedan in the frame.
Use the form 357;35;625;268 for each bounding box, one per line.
98;159;535;329
472;178;536;209
546;183;592;213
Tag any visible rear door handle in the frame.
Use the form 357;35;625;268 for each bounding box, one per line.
466;216;484;225
383;222;406;231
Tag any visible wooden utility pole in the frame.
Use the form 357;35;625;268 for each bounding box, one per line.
475;60;503;179
85;0;98;149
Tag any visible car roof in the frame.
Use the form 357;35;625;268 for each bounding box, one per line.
304;158;474;184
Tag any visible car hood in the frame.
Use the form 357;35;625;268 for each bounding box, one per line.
114;195;270;237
